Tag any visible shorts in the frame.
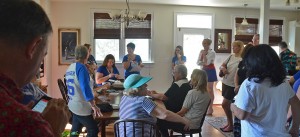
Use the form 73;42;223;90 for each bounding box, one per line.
222;83;236;101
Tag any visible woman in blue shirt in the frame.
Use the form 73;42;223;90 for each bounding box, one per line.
96;54;120;85
122;42;144;79
172;45;186;70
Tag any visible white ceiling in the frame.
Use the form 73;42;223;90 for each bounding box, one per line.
52;0;300;11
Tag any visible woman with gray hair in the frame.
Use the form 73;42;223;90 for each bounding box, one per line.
65;45;102;137
119;74;192;137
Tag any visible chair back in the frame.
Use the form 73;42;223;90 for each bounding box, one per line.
114;119;158;137
199;100;211;129
57;78;69;103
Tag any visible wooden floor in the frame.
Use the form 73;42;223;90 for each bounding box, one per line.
76;105;227;137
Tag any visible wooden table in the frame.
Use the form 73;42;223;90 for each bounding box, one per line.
95;110;119;137
94;89;123;137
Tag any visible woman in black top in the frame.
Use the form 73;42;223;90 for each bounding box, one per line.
233;43;253;137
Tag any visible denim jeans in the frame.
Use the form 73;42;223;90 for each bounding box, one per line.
71;113;99;137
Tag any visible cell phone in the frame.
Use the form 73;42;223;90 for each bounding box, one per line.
32;96;51;113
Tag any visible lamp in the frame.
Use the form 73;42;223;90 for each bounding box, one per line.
286;0;299;6
108;0;147;27
286;0;291;6
241;4;249;25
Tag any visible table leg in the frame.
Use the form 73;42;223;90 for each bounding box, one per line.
101;121;106;137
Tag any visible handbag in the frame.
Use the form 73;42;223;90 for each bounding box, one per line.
96;102;113;112
219;55;232;77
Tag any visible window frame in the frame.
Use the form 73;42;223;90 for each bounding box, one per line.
91;9;154;64
232;15;285;46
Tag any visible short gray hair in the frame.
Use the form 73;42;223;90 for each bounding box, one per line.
75;45;88;60
175;64;187;78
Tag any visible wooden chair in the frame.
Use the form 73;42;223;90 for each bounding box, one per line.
57;78;69;103
58;78;87;136
170;100;211;137
114;119;159;137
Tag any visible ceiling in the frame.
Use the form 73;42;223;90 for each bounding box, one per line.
52;0;300;11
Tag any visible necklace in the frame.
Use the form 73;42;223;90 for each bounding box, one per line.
106;67;113;74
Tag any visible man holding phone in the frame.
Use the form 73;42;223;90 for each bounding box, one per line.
0;1;70;137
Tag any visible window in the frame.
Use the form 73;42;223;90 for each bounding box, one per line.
177;14;212;29
234;17;283;45
94;12;152;62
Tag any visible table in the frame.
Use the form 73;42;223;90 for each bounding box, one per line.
95;90;123;137
95;110;119;137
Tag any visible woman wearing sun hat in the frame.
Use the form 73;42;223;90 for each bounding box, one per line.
118;74;192;137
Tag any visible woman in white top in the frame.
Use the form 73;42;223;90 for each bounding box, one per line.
197;38;217;115
231;44;300;137
219;40;243;132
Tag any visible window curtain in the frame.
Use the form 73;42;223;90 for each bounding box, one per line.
94;13;121;39
125;14;152;39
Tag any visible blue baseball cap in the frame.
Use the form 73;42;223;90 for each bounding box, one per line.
124;74;152;89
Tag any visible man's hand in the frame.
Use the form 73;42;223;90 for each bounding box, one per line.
26;101;35;108
42;98;71;136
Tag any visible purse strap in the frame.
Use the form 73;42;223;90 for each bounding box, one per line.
225;55;232;66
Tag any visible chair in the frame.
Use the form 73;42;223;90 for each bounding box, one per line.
57;78;69;103
58;79;87;136
170;100;211;137
114;119;159;137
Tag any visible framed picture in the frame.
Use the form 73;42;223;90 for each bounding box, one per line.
214;29;232;53
58;28;80;65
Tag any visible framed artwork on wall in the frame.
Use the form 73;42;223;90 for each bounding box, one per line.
214;29;232;53
58;28;80;65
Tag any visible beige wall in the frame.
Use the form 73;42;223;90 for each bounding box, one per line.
47;1;297;100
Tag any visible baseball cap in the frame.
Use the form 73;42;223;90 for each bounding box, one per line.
124;74;152;89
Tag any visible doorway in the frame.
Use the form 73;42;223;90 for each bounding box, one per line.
176;28;211;79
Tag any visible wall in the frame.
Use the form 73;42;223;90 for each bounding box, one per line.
288;21;300;59
47;1;297;100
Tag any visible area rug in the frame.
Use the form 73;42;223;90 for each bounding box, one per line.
205;116;234;137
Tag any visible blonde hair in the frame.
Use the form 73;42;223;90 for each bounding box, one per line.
203;38;212;45
232;40;244;57
191;69;208;93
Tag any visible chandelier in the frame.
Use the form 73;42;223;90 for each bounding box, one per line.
108;0;147;27
286;0;299;6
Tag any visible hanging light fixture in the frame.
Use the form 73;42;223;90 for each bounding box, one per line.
286;0;299;6
286;0;291;6
241;4;249;25
108;0;147;27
